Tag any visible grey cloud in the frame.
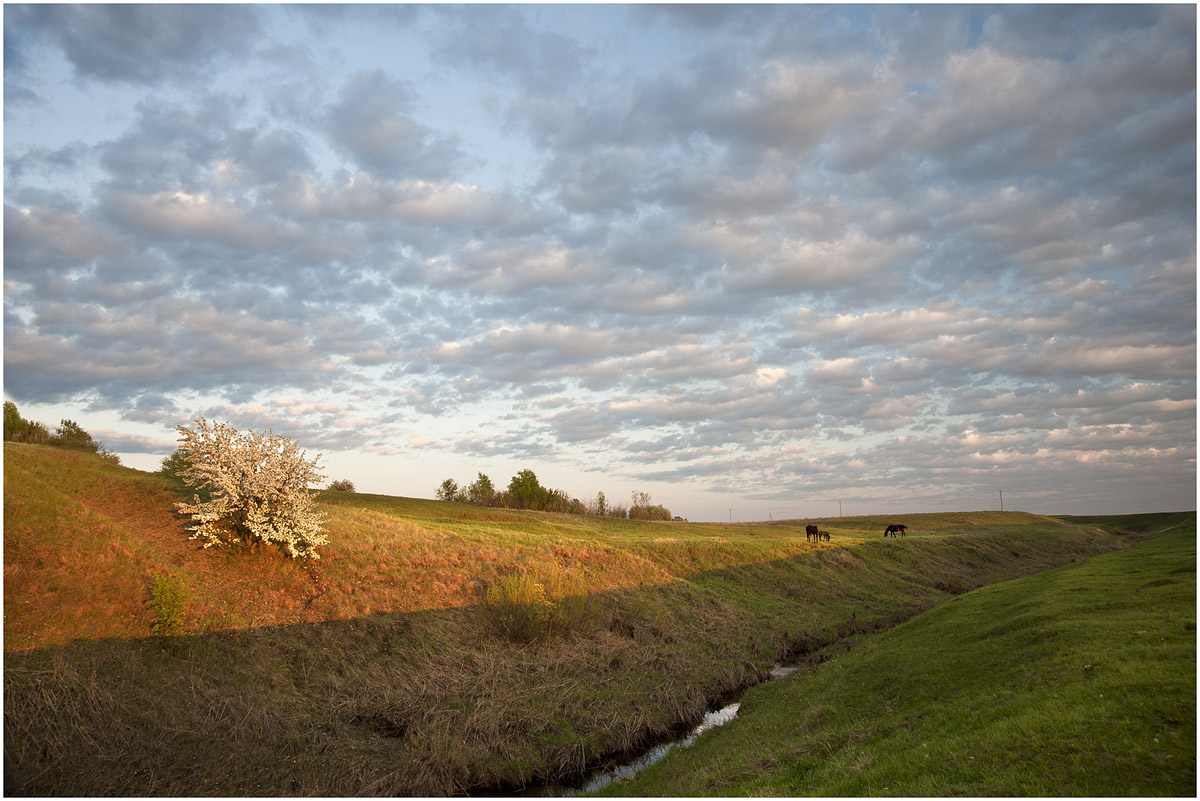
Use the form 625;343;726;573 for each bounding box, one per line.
4;296;344;406
98;96;243;193
5;142;94;182
428;5;591;93
10;4;263;86
326;70;466;180
445;427;559;462
641;54;889;160
186;401;393;456
271;173;550;240
726;231;921;299
286;3;421;36
633;3;773;33
93;429;177;454
4;202;123;277
224;128;315;187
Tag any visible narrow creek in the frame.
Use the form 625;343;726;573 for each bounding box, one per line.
530;663;801;796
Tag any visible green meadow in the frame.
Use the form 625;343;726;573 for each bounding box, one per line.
596;515;1195;797
3;443;1193;795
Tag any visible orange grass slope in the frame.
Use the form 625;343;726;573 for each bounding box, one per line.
5;443;826;651
5;442;1124;654
6;442;351;649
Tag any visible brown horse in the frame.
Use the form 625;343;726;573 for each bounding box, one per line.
806;524;819;542
884;524;907;537
819;530;830;541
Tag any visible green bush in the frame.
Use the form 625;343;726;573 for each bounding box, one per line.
327;479;356;492
51;419;99;452
148;574;190;637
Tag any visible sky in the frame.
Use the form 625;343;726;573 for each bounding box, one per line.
3;3;1196;522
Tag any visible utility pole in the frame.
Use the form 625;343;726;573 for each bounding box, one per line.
839;500;843;517
729;508;732;524
999;489;1004;512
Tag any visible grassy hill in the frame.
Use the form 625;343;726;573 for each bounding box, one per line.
597;521;1196;797
3;443;1189;795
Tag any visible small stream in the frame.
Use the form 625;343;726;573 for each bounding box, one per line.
532;662;801;796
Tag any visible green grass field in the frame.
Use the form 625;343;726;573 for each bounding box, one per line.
3;443;1192;795
598;519;1196;797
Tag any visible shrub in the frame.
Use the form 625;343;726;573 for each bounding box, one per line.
480;566;601;643
327;479;356;493
148;574;189;636
51;419;99;452
630;490;672;521
546;488;573;513
174;418;328;559
159;449;192;476
482;573;558;643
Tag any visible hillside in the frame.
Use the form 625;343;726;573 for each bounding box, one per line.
3;443;1179;795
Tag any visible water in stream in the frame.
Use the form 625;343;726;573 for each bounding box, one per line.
534;662;799;796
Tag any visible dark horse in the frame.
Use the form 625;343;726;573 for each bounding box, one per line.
883;524;907;537
806;524;819;542
819;530;830;541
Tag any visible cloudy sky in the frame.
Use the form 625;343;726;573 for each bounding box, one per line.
4;3;1196;521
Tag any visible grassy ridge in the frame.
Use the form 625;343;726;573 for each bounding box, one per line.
2;443;1176;795
598;520;1196;797
5;442;853;647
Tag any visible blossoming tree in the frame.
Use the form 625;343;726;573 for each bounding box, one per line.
174;418;328;559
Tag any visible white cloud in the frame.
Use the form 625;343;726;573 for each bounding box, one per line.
3;4;1193;518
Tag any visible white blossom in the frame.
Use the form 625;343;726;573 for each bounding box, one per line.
174;418;328;559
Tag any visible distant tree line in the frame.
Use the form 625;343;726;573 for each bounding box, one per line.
436;469;673;520
3;401;120;464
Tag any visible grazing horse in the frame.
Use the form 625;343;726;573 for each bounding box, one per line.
806;524;819;542
819;530;830;542
883;524;907;537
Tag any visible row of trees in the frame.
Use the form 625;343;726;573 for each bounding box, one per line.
3;402;120;463
436;469;674;520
